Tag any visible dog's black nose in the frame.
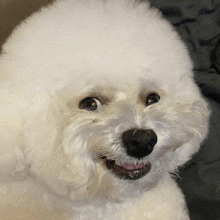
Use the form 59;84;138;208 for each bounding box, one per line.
122;129;157;159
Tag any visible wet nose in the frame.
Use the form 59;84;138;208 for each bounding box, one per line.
122;129;157;159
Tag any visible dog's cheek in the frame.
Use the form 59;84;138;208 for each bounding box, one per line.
174;99;210;166
22;108;94;198
29;147;93;198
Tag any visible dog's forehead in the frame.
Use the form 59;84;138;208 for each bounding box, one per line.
1;0;194;99
76;75;162;101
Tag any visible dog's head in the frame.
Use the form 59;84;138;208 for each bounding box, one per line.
0;0;209;201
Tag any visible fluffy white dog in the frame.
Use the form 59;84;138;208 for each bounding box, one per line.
0;0;209;219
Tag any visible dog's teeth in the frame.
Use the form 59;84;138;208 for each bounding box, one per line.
121;163;145;170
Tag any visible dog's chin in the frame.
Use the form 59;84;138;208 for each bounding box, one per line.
101;157;151;180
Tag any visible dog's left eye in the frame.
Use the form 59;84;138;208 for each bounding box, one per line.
79;97;102;111
146;93;160;106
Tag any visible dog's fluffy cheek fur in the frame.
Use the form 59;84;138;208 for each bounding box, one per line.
168;99;209;167
174;98;210;165
10;103;90;198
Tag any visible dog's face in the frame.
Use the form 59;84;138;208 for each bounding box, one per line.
1;0;209;201
29;72;208;201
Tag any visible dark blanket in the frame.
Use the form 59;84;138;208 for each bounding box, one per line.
149;1;220;219
1;0;220;219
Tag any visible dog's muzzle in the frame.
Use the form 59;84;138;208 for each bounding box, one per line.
102;129;157;180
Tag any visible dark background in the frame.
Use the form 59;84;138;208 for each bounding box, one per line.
0;0;220;219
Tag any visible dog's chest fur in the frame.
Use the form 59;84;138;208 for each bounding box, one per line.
68;176;189;220
0;176;189;220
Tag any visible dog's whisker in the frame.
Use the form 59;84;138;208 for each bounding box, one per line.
169;170;182;180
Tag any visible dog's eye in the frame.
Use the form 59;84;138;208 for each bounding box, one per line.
79;97;102;111
146;93;160;106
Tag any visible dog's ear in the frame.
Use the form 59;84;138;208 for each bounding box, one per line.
175;98;210;167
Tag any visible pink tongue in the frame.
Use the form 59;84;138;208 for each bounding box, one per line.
121;163;145;170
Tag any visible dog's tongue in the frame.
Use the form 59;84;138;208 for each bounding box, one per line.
121;163;145;170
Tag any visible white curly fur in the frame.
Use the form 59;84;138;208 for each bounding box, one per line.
0;0;209;219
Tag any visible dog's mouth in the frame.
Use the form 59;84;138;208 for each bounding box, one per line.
100;156;151;180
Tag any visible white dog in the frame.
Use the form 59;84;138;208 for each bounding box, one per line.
0;0;209;219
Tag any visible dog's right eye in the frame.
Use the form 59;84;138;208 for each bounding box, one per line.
79;97;102;111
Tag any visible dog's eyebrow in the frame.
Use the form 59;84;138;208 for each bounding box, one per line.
87;88;115;104
138;87;163;104
89;93;110;104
